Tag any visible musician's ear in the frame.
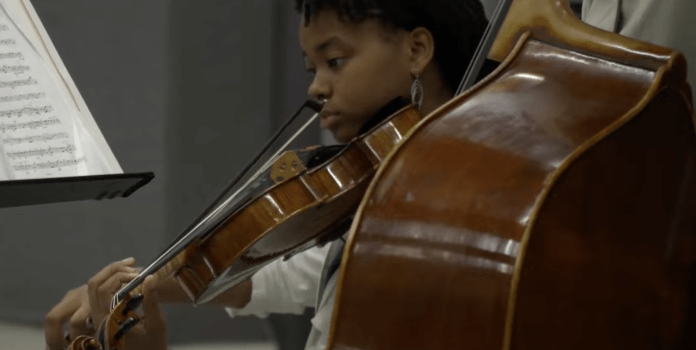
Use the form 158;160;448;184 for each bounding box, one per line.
407;27;435;75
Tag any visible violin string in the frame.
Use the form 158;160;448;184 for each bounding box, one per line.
244;111;321;181
170;110;321;230
111;110;322;309
166;100;320;241
457;0;514;95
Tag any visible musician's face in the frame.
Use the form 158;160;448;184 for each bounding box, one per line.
300;9;413;143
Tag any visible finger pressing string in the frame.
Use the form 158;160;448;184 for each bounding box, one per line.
87;258;138;325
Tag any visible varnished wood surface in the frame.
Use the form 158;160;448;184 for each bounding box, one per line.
327;0;696;349
75;105;423;350
176;105;423;304
489;0;676;72
67;336;101;350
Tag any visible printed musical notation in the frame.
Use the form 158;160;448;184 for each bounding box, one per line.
4;132;68;145
0;52;22;60
0;105;52;117
0;116;60;132
0;92;44;103
0;65;30;75
13;157;85;172
0;76;37;89
7;144;74;159
0;3;119;180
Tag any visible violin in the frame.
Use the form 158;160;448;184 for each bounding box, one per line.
327;0;696;349
174;99;422;304
68;97;423;349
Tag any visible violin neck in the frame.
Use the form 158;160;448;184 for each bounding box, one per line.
156;253;185;280
115;252;186;304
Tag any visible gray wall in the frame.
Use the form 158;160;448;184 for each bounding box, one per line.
163;0;312;346
0;0;168;324
480;0;499;17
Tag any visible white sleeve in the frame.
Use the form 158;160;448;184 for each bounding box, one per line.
225;244;329;318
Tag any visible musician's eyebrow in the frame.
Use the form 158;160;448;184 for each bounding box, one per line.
302;37;340;57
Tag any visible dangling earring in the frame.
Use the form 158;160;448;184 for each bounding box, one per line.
411;74;424;110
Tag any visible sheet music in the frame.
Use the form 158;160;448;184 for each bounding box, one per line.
0;1;122;180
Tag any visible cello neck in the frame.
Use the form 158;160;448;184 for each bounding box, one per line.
489;0;673;71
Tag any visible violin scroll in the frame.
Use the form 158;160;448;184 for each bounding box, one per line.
66;293;143;350
66;336;101;350
98;293;143;350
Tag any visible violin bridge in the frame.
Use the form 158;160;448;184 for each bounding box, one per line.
271;150;306;184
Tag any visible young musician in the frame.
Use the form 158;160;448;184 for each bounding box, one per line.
43;1;489;349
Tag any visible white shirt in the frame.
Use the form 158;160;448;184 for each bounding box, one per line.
225;244;334;350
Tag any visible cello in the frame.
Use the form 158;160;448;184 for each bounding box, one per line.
327;0;696;349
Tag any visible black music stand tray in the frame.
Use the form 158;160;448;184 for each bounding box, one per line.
0;172;154;208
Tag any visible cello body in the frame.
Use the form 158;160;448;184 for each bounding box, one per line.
327;0;696;349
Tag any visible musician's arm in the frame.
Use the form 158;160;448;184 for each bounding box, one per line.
226;245;329;318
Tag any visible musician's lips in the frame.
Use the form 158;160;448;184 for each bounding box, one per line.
320;111;340;129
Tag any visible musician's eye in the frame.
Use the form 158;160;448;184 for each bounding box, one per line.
305;66;316;77
327;58;344;69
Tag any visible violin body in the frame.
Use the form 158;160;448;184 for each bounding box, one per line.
72;101;422;350
174;104;422;304
328;0;696;349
